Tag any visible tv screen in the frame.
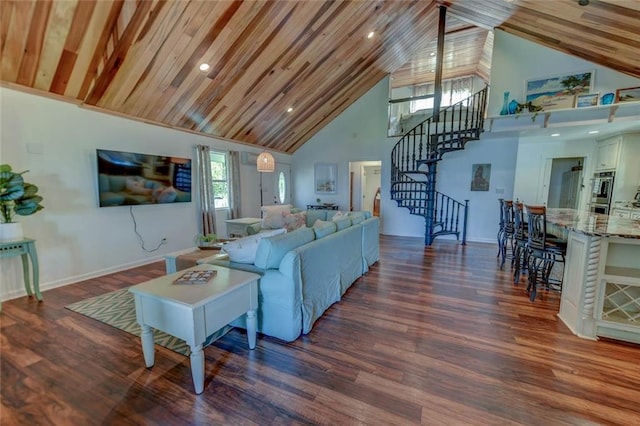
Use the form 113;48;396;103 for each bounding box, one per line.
96;149;192;207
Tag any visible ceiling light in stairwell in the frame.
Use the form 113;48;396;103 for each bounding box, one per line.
367;31;375;39
430;52;435;56
287;107;293;113
199;63;210;72
589;130;599;134
551;133;560;137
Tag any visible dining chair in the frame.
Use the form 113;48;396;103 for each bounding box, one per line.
499;200;515;270
512;201;528;284
524;205;567;302
497;198;505;258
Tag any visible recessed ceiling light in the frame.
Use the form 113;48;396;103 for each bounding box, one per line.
199;63;210;72
551;133;560;137
287;107;293;113
430;52;436;56
589;130;599;134
367;31;375;39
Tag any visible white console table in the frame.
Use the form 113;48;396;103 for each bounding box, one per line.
225;217;261;237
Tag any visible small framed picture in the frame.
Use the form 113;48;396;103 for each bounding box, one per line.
314;163;337;194
575;93;599;108
616;86;640;103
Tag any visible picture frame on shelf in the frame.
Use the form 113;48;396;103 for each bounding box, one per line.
575;93;599;108
314;163;337;194
525;70;594;111
616;86;640;103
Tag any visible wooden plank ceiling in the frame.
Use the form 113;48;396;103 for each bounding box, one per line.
2;0;639;154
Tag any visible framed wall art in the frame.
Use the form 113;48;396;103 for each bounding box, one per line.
315;163;337;194
575;93;599;108
525;70;594;111
616;86;640;103
470;163;491;192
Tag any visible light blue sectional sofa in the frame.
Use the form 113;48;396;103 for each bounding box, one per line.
203;211;379;342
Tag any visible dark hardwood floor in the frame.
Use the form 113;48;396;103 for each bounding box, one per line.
2;235;639;425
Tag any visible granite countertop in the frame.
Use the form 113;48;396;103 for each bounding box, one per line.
546;208;640;239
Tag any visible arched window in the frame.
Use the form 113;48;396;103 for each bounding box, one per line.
278;171;286;204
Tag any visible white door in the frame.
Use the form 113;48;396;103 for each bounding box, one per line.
261;163;291;206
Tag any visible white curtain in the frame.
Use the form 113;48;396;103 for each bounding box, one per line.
196;145;216;236
228;150;241;219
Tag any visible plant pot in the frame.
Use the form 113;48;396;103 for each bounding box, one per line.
0;222;24;241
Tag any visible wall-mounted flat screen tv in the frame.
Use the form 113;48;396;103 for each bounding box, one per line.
96;149;192;207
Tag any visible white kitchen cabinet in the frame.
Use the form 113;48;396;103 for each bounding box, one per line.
594;137;620;171
610;208;631;218
601;133;640;204
596;239;640;344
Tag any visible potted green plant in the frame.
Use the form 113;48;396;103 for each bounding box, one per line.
0;164;44;241
195;233;218;249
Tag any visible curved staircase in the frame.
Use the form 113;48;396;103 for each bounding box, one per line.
390;86;488;245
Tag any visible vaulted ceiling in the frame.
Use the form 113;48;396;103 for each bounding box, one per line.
2;0;639;153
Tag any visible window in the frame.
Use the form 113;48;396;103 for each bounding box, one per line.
210;151;229;208
278;171;286;204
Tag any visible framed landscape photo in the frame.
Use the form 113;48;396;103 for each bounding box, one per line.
616;86;640;103
315;163;337;194
525;70;594;111
575;93;599;108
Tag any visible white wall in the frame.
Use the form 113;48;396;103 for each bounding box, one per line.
292;30;640;244
292;77;518;243
489;31;640;117
0;87;291;301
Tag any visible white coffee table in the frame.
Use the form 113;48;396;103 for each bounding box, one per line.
129;264;260;394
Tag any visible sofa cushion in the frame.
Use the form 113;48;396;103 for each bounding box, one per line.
348;211;366;224
333;216;351;231
282;211;306;232
222;228;286;264
313;219;337;239
254;227;314;269
305;209;327;227
261;204;292;229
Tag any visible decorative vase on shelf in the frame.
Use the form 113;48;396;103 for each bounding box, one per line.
601;92;615;105
500;91;510;115
508;99;519;115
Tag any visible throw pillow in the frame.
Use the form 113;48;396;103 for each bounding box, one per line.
222;228;286;264
261;204;292;229
282;211;306;232
331;210;345;221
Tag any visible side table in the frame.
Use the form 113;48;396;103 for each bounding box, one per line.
0;238;41;311
306;204;339;210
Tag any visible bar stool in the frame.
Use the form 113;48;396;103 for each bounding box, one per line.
512;201;528;284
499;200;515;270
524;205;567;302
497;198;505;258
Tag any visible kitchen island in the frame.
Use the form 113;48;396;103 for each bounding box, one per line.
546;208;640;344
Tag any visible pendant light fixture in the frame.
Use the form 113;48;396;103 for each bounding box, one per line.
256;150;275;172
